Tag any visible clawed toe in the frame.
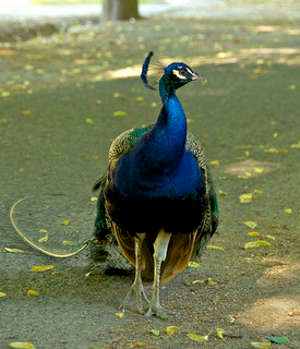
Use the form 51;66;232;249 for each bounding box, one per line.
145;304;169;320
120;284;149;314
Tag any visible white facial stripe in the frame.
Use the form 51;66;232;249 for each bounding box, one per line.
172;69;187;80
186;67;193;75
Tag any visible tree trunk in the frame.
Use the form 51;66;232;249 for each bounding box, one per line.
103;0;140;21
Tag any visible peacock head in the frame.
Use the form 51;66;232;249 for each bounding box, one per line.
163;62;200;89
141;51;205;91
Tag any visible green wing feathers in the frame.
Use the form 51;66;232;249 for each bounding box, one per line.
187;133;219;257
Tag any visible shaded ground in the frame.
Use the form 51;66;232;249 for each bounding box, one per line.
0;12;300;349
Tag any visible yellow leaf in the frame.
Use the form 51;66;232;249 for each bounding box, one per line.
188;261;201;268
113;110;127;117
115;311;125;319
266;235;275;240
9;342;36;349
244;240;272;250
207;245;225;251
38;229;48;243
290;142;300;149
207;277;217;286
85;117;94;125
31;265;55;272
63;219;70;226
248;231;260;238
187;332;209;343
210;160;220;167
62;240;74;246
90;196;98;202
264;147;288;155
216;327;225;339
1;91;10;97
284;208;292;215
192;279;204;285
0;291;7;298
4;247;25;254
243;221;257;229
165;326;179;336
218;190;227;197
21;110;32;117
150;329;160;336
273;132;278;138
254;167;264;174
250;342;271;349
239;193;253;203
27;289;39;297
136;96;144;102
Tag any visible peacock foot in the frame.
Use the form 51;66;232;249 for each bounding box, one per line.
145;303;169;320
120;283;149;315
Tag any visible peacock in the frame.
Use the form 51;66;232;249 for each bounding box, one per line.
93;52;219;318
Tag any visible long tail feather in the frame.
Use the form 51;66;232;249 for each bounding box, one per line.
140;51;156;90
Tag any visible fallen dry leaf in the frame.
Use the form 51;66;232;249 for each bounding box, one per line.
115;311;125;319
244;221;258;229
284;208;292;215
62;240;74;246
288;310;300;317
9;343;36;349
240;193;253;203
187;332;209;343
248;231;260;238
266;335;289;345
207;277;218;286
150;329;160;337
165;326;179;336
4;247;25;254
210;160;220;167
188;261;201;268
38;229;48;243
244;240;272;250
0;291;7;298
216;327;225;339
62;219;70;226
31;265;55;272
290;141;300;149
207;245;225;251
26;289;39;297
250;342;271;349
113;110;127;117
85;117;94;125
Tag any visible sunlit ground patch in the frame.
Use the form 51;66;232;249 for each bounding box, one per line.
237;296;300;331
90;46;300;83
225;159;278;178
257;261;300;289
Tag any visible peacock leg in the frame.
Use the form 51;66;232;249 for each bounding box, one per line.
145;230;171;319
120;233;148;314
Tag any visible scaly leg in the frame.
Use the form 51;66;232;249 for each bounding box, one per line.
145;230;171;319
120;233;148;314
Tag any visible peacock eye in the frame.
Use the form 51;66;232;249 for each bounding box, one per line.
172;69;187;80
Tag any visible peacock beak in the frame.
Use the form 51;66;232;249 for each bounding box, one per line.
191;72;199;81
194;73;207;85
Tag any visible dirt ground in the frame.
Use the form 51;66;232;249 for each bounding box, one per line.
0;12;299;349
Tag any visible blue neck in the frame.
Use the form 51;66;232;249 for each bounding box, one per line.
134;75;187;176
